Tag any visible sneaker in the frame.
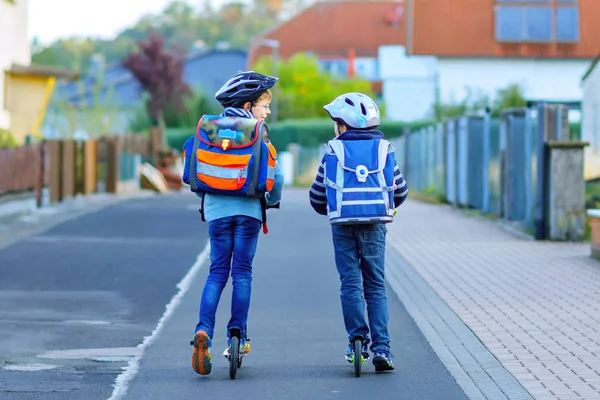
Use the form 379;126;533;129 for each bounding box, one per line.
190;330;212;375
372;346;395;372
345;342;370;364
223;337;251;359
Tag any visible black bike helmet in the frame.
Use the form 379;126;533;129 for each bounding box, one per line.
215;71;278;108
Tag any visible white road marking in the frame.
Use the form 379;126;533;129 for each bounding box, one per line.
37;347;140;360
107;240;211;400
4;363;59;371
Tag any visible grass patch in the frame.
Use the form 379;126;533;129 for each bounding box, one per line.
409;188;447;205
584;182;600;241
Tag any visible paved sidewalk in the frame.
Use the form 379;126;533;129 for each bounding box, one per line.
386;199;600;400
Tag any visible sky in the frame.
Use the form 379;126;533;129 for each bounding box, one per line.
27;0;234;45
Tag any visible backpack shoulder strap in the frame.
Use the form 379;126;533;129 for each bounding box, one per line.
327;139;345;166
189;116;205;193
376;139;391;172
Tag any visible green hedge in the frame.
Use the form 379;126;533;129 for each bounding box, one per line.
166;127;195;152
570;121;581;141
167;119;434;152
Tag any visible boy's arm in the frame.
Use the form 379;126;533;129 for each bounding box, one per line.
393;163;408;208
265;162;284;206
309;156;328;215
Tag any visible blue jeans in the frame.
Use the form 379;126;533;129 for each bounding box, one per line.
331;223;390;350
195;216;261;339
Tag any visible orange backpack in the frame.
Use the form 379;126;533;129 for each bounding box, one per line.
182;115;278;232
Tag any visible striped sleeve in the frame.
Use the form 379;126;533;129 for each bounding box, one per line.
393;164;408;208
309;155;328;215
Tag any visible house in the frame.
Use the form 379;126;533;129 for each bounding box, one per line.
249;0;599;122
249;1;404;92
44;47;248;137
0;0;76;144
581;55;600;180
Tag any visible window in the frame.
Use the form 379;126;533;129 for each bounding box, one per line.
319;59;348;78
556;6;580;41
494;0;580;43
525;7;552;41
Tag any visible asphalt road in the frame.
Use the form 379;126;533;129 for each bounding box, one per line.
0;189;468;400
0;193;208;399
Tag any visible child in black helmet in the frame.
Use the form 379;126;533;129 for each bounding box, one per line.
186;71;284;376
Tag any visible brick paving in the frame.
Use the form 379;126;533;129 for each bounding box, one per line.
386;199;600;400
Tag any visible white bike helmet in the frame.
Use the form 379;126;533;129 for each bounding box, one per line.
323;92;380;129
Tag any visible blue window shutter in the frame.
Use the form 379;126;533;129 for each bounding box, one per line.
556;7;580;41
495;6;525;41
525;7;553;41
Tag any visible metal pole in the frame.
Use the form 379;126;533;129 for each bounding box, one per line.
406;0;413;55
271;46;279;125
255;39;280;125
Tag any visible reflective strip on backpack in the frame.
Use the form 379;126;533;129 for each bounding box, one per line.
267;165;276;180
196;161;247;179
341;200;386;206
342;187;384;193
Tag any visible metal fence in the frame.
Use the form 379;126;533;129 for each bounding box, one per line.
389;103;575;235
288;103;578;238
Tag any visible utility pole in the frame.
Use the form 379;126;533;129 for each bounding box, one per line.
254;38;281;125
405;0;414;55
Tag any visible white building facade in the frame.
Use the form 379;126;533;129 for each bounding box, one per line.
378;46;591;123
0;0;31;130
581;58;600;180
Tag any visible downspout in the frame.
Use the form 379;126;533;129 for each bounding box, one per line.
31;76;56;138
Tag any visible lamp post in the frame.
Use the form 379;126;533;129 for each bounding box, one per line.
254;38;280;125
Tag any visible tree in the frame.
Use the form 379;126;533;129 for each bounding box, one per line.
122;32;191;147
31;0;290;71
252;53;378;120
433;83;527;120
493;83;527;116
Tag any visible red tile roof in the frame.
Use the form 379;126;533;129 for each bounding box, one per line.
249;0;600;66
249;1;407;66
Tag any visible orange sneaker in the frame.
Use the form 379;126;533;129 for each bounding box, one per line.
190;331;212;375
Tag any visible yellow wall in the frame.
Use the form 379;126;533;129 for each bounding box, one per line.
4;72;54;144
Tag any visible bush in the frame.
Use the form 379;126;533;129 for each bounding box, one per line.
0;129;18;148
167;119;434;152
252;53;380;120
570;121;581;141
166;127;195;151
267;119;434;150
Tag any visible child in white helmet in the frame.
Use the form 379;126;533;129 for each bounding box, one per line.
309;92;408;372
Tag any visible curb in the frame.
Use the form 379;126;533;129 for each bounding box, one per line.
385;245;533;400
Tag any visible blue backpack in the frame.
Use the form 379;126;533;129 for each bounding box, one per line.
323;138;397;225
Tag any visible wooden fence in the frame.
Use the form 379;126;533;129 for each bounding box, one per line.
0;133;153;207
